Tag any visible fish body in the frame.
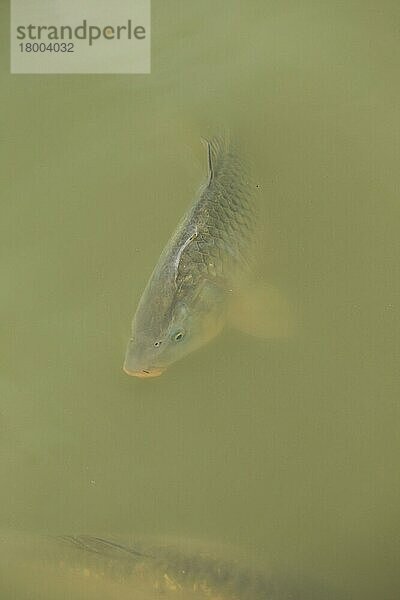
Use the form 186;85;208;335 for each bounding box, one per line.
124;136;256;377
0;532;291;600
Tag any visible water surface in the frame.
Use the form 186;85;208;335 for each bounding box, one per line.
1;1;399;598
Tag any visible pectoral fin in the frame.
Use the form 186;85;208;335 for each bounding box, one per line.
228;282;293;339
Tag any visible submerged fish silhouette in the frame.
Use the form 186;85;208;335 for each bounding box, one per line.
0;532;295;600
124;136;290;378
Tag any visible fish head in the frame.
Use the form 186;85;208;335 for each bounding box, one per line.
123;279;227;378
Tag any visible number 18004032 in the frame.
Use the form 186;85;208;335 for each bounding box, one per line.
19;42;74;53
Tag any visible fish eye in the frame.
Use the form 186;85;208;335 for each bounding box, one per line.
154;341;162;347
173;330;185;342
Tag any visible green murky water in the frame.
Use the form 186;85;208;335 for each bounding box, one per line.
1;1;399;598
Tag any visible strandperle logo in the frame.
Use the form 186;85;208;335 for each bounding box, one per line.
16;19;147;47
11;0;151;74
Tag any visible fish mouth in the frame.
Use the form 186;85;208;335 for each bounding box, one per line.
123;365;165;378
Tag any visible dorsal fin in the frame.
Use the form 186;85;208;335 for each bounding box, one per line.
201;135;230;186
201;136;214;185
58;535;153;560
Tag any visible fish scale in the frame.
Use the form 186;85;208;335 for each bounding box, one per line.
173;137;255;295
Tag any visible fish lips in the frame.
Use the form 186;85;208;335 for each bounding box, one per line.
123;363;166;378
